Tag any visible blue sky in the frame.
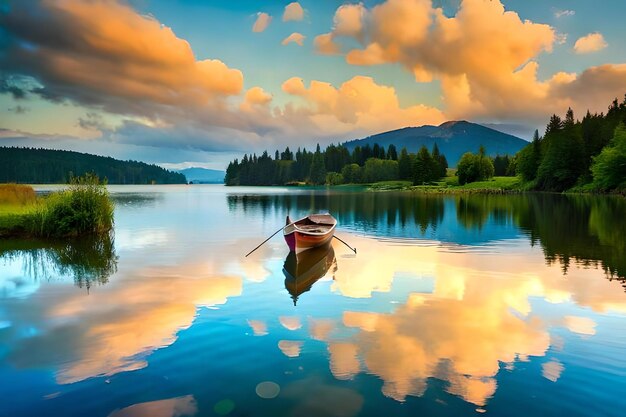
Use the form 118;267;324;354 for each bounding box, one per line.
1;0;625;169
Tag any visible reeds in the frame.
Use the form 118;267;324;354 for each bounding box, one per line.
0;184;36;205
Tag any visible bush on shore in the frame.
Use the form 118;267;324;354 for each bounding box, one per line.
28;174;114;238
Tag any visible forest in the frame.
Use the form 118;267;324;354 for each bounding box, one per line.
226;95;626;192
225;142;458;186
0;147;186;184
516;95;626;192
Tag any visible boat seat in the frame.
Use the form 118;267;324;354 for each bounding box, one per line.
297;225;331;233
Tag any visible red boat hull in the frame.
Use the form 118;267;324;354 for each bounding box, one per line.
283;214;336;253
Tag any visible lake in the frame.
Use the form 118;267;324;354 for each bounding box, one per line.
1;185;625;417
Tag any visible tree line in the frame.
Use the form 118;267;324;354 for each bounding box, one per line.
225;142;452;186
516;95;626;192
0;147;186;184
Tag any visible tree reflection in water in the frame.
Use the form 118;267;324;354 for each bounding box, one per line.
228;191;626;286
0;232;118;290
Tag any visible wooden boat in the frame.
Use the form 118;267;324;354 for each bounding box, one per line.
283;243;335;305
283;213;337;253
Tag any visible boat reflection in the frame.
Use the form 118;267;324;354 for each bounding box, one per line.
283;243;336;305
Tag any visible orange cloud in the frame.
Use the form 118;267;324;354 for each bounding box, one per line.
282;32;306;46
283;2;305;22
0;0;253;143
333;4;367;40
314;33;341;55
253;12;272;32
320;0;625;123
574;32;608;54
244;86;272;106
280;75;445;136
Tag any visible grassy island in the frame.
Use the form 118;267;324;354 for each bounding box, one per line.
0;174;114;238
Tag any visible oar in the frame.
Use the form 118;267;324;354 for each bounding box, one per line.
333;235;357;254
245;221;296;257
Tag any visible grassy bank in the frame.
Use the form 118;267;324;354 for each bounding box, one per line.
0;175;114;238
368;176;524;193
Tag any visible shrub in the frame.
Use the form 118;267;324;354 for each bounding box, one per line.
325;172;344;185
29;173;114;238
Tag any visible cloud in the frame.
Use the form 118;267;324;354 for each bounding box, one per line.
1;0;244;124
314;33;341;55
555;9;575;18
243;86;272;106
281;75;445;135
574;32;608;54
282;32;306;46
320;0;625;124
77;112;109;131
333;3;367;40
283;2;305;22
7;105;30;114
253;12;272;32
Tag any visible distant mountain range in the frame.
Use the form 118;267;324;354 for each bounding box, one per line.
343;121;529;166
177;167;225;184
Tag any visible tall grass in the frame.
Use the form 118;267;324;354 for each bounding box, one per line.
0;184;36;205
28;173;114;238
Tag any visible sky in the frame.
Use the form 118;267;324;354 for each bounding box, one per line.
1;0;625;170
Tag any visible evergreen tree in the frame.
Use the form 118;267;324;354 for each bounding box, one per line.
387;144;398;160
398;147;412;180
412;146;436;185
309;144;327;184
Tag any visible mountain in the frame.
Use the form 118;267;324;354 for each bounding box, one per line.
177;167;225;184
343;121;529;166
0;147;186;184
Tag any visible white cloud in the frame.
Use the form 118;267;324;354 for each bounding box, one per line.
555;9;575;18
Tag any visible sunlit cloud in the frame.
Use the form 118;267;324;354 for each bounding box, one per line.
321;0;625;124
253;12;272;32
281;32;306;46
283;2;305;22
314;33;341;55
574;32;608;54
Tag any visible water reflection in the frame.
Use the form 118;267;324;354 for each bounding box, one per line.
283;244;336;305
313;235;626;406
0;233;118;291
2;186;625;417
228;191;626;282
2;256;242;384
108;395;197;417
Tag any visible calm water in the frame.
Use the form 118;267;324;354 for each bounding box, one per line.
1;185;625;417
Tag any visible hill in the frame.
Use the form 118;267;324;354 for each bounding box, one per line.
0;147;186;184
343;121;528;166
177;167;225;184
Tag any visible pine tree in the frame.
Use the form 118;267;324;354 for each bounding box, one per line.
309;144;326;184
